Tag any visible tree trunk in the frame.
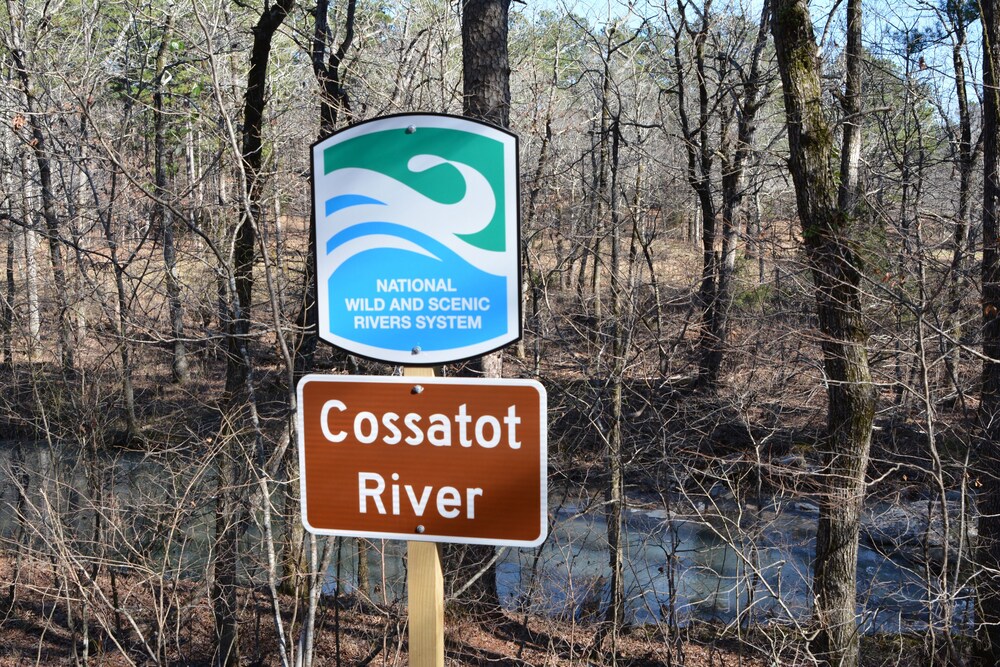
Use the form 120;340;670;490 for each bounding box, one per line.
669;0;722;388
771;1;876;665
589;57;612;329
286;0;361;599
226;0;293;395
357;539;370;598
977;0;1000;661
701;0;771;389
154;13;190;384
102;206;139;437
462;0;510;129
520;50;557;363
296;0;358;376
456;0;512;613
213;450;241;667
1;132;13;367
7;28;74;373
2;231;11;367
215;1;294;663
20;161;40;359
838;0;863;214
943;8;974;400
603;118;626;661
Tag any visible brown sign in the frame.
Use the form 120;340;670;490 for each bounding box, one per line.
297;375;547;546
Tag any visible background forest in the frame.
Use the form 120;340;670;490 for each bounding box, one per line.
2;0;999;664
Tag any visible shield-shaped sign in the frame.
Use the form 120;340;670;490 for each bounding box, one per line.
311;114;520;365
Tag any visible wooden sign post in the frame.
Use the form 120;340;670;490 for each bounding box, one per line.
295;372;546;665
404;366;444;666
408;540;444;665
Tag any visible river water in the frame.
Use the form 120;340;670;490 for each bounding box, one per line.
326;493;965;633
0;443;969;633
498;497;955;632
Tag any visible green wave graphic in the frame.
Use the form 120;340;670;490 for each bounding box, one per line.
323;127;506;252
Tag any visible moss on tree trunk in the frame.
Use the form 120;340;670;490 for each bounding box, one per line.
771;0;876;664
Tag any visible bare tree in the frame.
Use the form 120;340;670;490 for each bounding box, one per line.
664;0;773;390
154;11;190;384
296;0;358;375
936;0;980;402
214;0;295;664
770;0;876;665
4;0;75;372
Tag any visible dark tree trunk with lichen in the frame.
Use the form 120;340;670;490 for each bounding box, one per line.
977;0;1000;662
225;0;292;395
668;0;719;388
454;0;510;614
771;1;875;665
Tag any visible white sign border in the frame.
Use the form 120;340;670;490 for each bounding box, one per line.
296;374;548;548
311;113;521;365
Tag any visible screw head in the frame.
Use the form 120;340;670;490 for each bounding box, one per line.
406;125;416;134
411;385;424;394
411;346;421;355
415;525;425;534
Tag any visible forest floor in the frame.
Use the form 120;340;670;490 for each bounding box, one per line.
0;551;937;666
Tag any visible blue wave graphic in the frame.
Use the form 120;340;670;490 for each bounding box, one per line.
326;222;464;264
326;194;385;216
323;213;507;353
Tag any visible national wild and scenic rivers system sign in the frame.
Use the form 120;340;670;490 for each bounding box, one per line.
311;113;520;365
307;114;538;665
